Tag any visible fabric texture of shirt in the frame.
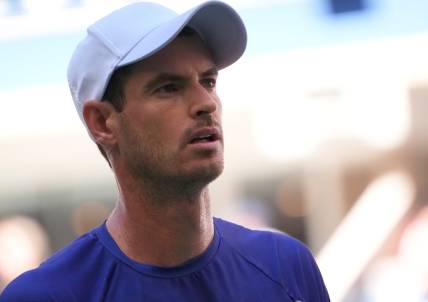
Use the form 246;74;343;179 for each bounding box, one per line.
0;218;330;302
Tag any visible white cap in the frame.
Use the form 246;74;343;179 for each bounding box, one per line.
67;1;247;123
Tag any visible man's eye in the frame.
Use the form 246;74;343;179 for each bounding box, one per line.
154;83;179;94
201;78;216;89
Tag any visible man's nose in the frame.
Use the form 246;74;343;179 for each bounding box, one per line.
188;84;219;118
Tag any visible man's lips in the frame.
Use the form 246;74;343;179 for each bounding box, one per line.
188;127;222;144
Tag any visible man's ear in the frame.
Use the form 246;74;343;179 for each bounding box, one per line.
83;101;118;147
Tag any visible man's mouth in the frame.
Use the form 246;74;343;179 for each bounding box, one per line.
190;134;216;143
189;128;221;144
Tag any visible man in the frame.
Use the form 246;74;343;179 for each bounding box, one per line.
1;1;330;301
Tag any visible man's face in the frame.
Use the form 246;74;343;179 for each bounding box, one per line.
114;35;224;187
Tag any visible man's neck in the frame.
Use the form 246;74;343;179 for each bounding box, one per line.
106;179;214;267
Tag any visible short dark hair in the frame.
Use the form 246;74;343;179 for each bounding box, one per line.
96;26;199;165
95;64;134;165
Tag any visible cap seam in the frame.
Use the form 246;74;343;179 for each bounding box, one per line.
116;20;179;66
116;5;208;66
88;26;122;58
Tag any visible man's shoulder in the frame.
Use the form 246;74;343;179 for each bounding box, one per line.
214;218;330;301
214;217;306;255
0;226;105;302
214;217;311;279
41;226;102;269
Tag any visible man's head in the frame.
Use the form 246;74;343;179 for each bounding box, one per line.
68;1;246;123
95;27;204;161
67;1;246;187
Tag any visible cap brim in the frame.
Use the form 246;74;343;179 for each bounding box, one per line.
118;1;247;70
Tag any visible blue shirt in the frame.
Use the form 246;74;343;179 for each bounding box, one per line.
0;218;329;301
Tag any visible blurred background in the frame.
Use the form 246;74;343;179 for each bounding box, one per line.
1;0;428;300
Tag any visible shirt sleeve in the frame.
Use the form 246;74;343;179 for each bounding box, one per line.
276;234;330;302
300;245;330;302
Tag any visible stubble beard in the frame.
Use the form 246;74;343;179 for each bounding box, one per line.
121;125;224;199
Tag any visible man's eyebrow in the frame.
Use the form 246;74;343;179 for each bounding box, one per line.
144;74;184;93
201;67;218;77
143;67;218;93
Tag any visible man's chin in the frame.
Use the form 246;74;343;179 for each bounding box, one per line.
180;160;224;186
